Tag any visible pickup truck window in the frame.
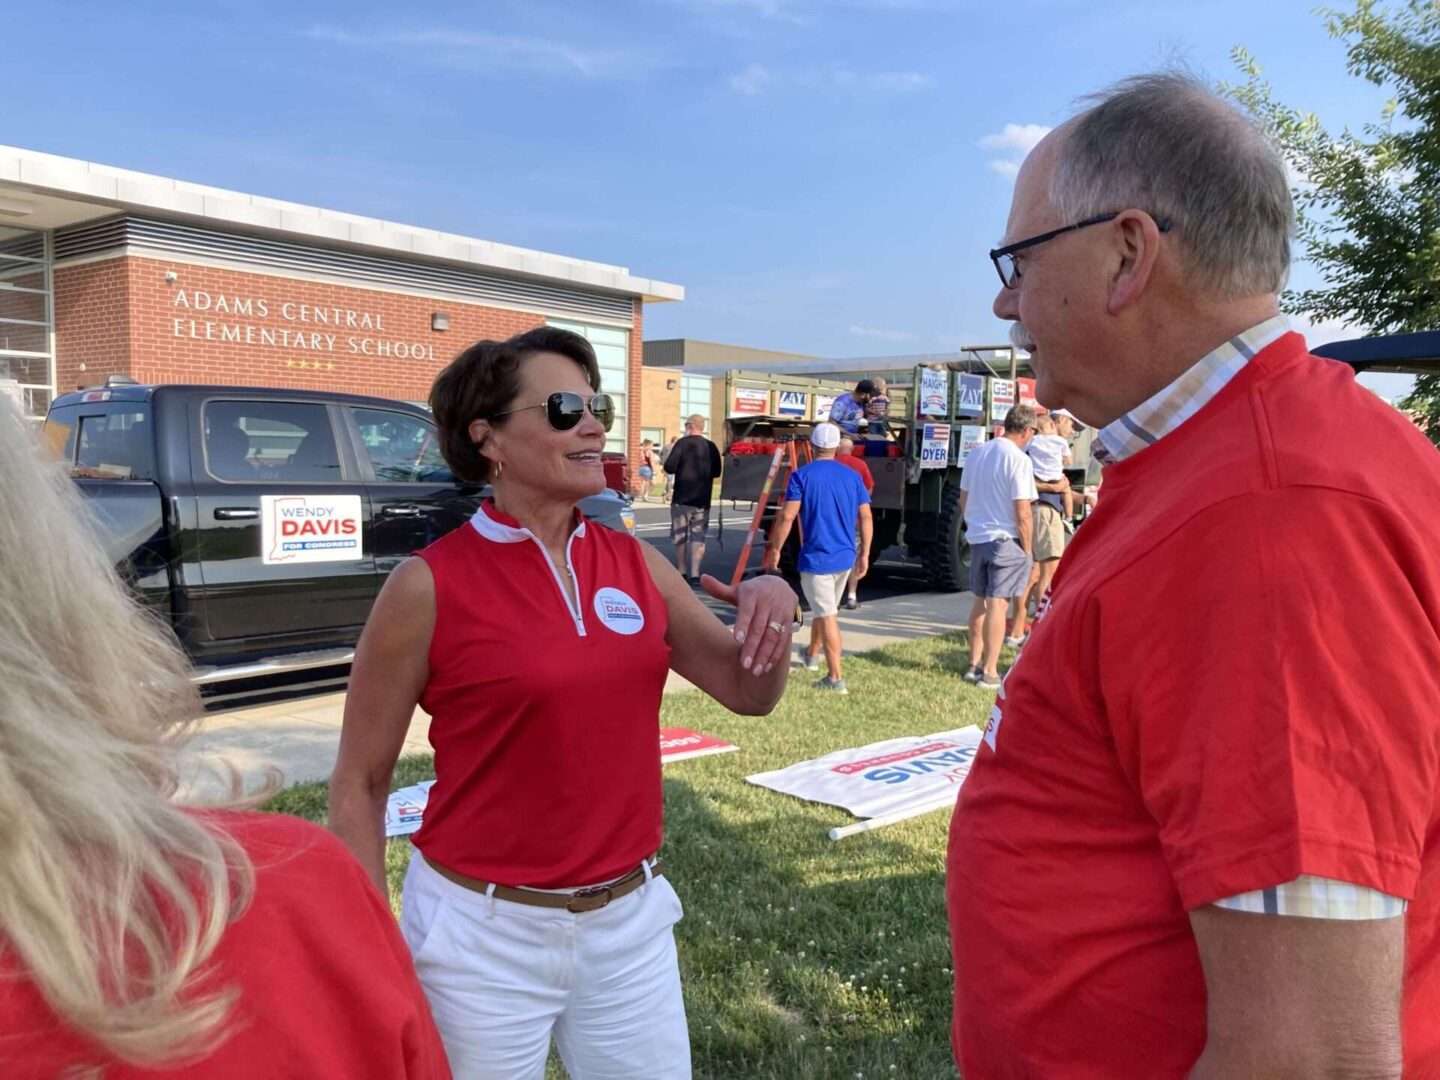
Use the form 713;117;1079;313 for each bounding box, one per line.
73;409;154;481
351;407;452;483
204;401;341;483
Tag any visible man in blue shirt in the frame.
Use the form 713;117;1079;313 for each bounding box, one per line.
827;379;878;435
763;422;873;694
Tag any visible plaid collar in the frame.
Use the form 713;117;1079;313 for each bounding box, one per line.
1092;316;1291;465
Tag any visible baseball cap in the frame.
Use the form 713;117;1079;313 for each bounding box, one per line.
1051;408;1086;429
811;422;841;449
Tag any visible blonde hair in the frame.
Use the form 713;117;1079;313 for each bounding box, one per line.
0;404;253;1067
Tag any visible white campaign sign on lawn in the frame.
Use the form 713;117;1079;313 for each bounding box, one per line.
385;780;435;837
261;494;364;564
746;728;983;820
384;728;739;837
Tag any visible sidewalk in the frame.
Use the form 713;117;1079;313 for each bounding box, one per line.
178;587;975;800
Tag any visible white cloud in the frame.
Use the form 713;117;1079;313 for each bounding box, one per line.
306;25;654;79
729;63;773;95
730;64;933;96
978;123;1051;155
849;324;917;343
865;71;934;93
979;122;1052;179
1291;314;1363;348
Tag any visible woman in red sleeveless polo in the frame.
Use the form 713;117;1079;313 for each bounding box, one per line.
330;327;797;1079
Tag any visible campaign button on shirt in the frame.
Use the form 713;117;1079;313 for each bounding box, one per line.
594;586;646;635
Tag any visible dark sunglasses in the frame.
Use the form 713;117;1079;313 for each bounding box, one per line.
490;391;615;432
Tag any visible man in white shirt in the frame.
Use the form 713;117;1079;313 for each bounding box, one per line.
959;404;1038;689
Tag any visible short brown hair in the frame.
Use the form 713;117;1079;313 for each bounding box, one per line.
429;326;600;483
1003;404;1039;434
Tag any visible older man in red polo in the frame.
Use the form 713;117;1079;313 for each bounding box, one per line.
948;71;1440;1077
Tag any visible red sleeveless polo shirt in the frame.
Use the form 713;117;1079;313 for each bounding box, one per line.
412;501;671;888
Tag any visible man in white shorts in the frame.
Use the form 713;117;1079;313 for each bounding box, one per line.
763;423;872;694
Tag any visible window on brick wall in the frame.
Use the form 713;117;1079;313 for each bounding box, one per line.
547;319;629;454
680;373;713;436
0;226;53;420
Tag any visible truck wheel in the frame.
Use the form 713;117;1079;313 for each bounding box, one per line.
923;481;969;592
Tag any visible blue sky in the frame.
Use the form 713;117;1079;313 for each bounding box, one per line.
6;1;1413;394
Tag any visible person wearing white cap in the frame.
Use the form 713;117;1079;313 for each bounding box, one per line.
1009;410;1075;643
763;421;872;694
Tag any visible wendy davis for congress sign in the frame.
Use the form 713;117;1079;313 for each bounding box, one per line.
746;728;984;820
261;494;363;564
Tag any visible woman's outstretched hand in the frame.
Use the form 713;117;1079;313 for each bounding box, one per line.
700;573;798;677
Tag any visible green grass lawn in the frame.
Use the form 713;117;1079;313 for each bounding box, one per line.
263;632;1001;1080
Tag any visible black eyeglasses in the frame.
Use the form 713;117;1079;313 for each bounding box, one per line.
989;211;1172;289
490;391;615;432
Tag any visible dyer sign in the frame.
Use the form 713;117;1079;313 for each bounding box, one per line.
919;423;950;469
261;494;364;564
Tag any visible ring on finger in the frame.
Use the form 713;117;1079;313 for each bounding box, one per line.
767;620;785;634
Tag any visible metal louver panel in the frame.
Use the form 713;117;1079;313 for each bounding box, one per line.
0;230;47;260
54;216;635;323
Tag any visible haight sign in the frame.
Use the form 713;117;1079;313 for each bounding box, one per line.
170;290;438;361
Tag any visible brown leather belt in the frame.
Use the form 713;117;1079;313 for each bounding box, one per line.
425;856;664;914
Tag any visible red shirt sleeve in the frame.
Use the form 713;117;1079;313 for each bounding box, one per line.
1096;488;1440;908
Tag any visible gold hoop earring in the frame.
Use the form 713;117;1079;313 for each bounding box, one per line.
494;460;504;480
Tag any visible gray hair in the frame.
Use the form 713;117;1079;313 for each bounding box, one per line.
1051;71;1294;299
1004;404;1039;434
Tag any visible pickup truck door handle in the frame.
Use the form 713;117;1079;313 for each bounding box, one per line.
380;504;423;517
214;507;259;520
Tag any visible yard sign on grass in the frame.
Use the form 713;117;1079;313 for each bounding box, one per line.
746;728;983;839
384;728;737;837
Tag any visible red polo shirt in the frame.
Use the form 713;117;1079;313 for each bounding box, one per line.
413;502;672;888
948;335;1440;1076
836;451;875;493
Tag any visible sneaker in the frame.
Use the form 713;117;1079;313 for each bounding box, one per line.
814;676;849;694
1003;635;1026;648
963;666;983;683
977;672;1003;691
842;595;860;611
803;652;822;672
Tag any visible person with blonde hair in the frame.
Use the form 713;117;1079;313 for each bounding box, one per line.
0;404;450;1076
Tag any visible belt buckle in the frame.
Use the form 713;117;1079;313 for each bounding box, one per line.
567;884;614;914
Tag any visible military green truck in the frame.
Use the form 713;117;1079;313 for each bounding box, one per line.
718;363;1095;591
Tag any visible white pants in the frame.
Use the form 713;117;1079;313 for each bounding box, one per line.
400;852;692;1080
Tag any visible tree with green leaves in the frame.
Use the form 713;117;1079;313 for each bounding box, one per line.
1228;0;1439;444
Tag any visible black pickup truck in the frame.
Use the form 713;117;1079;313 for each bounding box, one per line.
44;383;635;697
